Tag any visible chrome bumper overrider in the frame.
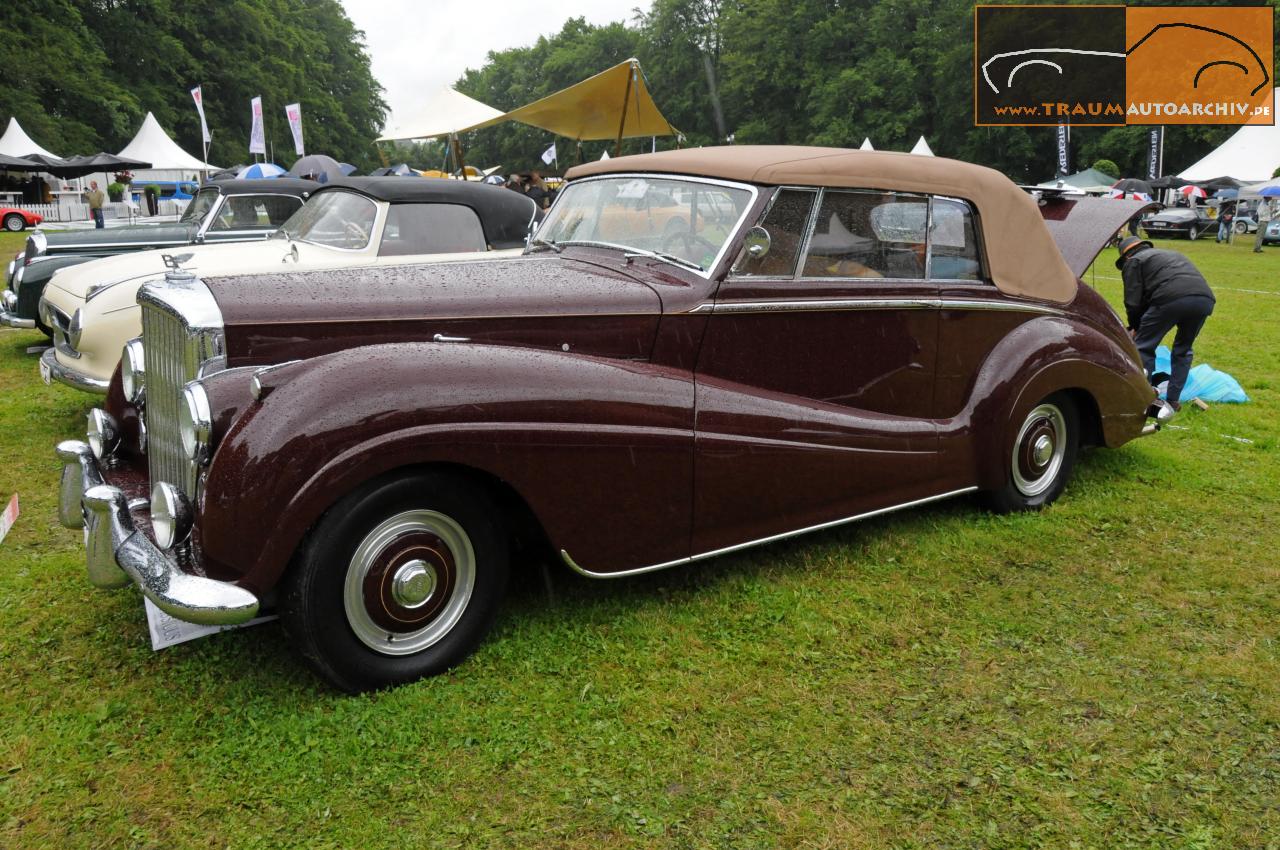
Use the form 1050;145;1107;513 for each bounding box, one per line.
40;348;109;394
56;439;259;626
0;290;34;328
1138;399;1177;437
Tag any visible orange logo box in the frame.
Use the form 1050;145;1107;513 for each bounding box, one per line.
1126;6;1273;125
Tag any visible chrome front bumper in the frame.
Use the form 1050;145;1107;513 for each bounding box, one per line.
39;348;110;394
0;290;34;328
56;439;260;626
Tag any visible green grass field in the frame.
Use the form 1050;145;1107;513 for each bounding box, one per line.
0;231;1276;849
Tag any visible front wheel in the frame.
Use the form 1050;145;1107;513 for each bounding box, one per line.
281;470;508;692
1187;225;1199;240
3;214;24;232
1234;220;1248;234
981;393;1079;513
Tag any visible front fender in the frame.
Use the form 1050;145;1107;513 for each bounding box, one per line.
197;343;696;594
15;256;93;319
949;315;1152;490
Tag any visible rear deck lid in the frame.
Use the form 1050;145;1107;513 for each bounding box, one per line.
1036;194;1159;277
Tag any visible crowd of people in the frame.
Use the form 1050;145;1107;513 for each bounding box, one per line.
1214;197;1276;252
503;171;557;209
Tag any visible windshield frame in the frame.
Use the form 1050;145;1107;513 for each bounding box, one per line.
273;189;384;252
181;187;222;226
535;173;759;279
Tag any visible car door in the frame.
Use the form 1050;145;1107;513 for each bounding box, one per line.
692;187;941;554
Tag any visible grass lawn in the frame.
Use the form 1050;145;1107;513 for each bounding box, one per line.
0;231;1276;848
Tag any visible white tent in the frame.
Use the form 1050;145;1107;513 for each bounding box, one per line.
1179;88;1280;183
378;88;503;141
1239;177;1280;198
859;137;874;151
0;117;59;159
910;136;934;156
118;112;214;174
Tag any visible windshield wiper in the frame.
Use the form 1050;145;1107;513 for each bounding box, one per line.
623;248;703;273
528;237;562;253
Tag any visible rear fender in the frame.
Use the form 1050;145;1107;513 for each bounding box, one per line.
198;343;695;594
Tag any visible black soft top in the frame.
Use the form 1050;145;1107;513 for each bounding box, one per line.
200;178;320;198
313;177;538;249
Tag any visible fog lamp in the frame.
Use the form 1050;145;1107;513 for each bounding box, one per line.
121;338;145;404
86;409;120;461
150;482;193;550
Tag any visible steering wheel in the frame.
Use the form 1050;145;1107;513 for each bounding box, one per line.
661;229;717;258
344;220;370;247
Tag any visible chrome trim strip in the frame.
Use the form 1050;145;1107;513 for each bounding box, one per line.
41;348;109;394
704;297;1063;316
38;241;191;251
561;486;979;579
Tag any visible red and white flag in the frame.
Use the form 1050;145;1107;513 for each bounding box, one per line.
191;86;211;144
249;96;266;155
285;103;304;156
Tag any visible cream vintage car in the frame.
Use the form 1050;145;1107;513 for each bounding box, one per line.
38;178;537;392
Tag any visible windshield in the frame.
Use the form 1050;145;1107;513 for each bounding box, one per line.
536;176;754;271
276;190;378;249
180;188;219;224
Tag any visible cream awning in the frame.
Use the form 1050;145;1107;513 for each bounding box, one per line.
378;88;504;142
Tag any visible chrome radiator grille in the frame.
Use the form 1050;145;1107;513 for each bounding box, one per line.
139;276;224;498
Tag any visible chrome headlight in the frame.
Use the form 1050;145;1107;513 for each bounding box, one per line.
5;260;12;279
180;382;213;464
14;264;24;285
86;409;120;461
28;231;46;258
68;308;84;349
150;482;193;550
121;338;145;403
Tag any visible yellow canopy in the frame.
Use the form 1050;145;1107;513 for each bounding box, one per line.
462;59;679;142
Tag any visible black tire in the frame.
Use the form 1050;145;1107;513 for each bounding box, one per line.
3;214;24;232
981;392;1079;513
1234;220;1248;234
280;470;508;693
1187;225;1198;240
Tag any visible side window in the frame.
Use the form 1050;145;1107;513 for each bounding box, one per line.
378;204;486;257
211;196;286;230
928;198;983;281
260;195;303;226
732;188;816;277
803;191;927;279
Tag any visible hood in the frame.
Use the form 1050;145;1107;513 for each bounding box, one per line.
41;222;195;251
207;254;663;366
44;238;294;302
1038;196;1159;278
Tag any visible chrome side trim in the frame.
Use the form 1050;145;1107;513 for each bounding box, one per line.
561;486;979;579
704;298;1063;316
37;241;190;251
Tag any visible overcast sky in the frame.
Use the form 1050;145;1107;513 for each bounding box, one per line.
339;0;642;133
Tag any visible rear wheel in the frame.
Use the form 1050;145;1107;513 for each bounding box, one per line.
281;470;508;692
1187;225;1198;240
982;393;1079;513
3;214;24;232
1234;220;1248;234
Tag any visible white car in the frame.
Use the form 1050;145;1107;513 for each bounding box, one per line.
39;178;538;392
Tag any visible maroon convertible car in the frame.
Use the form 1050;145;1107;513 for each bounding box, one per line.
58;147;1163;691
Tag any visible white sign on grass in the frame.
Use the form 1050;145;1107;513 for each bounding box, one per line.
144;598;276;651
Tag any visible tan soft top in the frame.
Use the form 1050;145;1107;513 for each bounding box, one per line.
567;146;1077;303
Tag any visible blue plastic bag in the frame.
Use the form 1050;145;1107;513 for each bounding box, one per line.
1154;345;1249;402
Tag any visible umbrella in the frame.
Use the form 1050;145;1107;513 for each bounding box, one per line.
1108;188;1152;201
1112;178;1154;195
1255;185;1280;197
1212;188;1238;200
235;162;285;179
370;163;417;177
0;153;42;171
1150;175;1191;190
208;164;246;181
339;162;358;176
1180;185;1208;199
286;154;344;183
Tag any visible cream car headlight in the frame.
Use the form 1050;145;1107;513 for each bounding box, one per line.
150;481;193;550
180;382;213;464
121;338;145;403
68;308;84;349
86;409;120;461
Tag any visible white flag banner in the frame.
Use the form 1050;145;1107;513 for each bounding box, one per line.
249;96;266;155
285;102;305;156
191;86;211;144
541;142;557;165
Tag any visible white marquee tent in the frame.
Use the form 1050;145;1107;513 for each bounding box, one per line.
1179;88;1280;183
378;88;503;142
859;137;874;151
910;136;935;156
118;112;214;177
0;117;59;159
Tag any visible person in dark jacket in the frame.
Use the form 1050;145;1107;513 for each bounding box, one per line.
1116;236;1216;410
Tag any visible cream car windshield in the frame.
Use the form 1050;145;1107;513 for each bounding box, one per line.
276;190;378;250
537;176;753;271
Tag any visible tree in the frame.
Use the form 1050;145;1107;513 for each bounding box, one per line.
1092;159;1121;179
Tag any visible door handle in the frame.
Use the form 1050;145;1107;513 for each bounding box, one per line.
433;333;470;343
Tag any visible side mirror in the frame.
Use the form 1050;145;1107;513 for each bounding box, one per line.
743;226;771;259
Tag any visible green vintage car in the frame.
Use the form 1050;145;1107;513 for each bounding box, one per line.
1;178;315;334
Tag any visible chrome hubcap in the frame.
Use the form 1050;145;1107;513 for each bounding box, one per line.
1032;434;1054;466
390;559;437;608
1011;403;1067;498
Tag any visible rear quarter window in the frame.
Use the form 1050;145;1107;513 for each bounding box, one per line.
378;204;487;256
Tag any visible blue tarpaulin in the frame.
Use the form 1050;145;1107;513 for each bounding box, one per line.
1154;345;1249;403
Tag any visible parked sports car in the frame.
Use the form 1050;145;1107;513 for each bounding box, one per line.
1140;207;1216;240
1;179;315;332
1264;219;1280;245
1;206;42;232
58;147;1164;692
38;178;537;393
